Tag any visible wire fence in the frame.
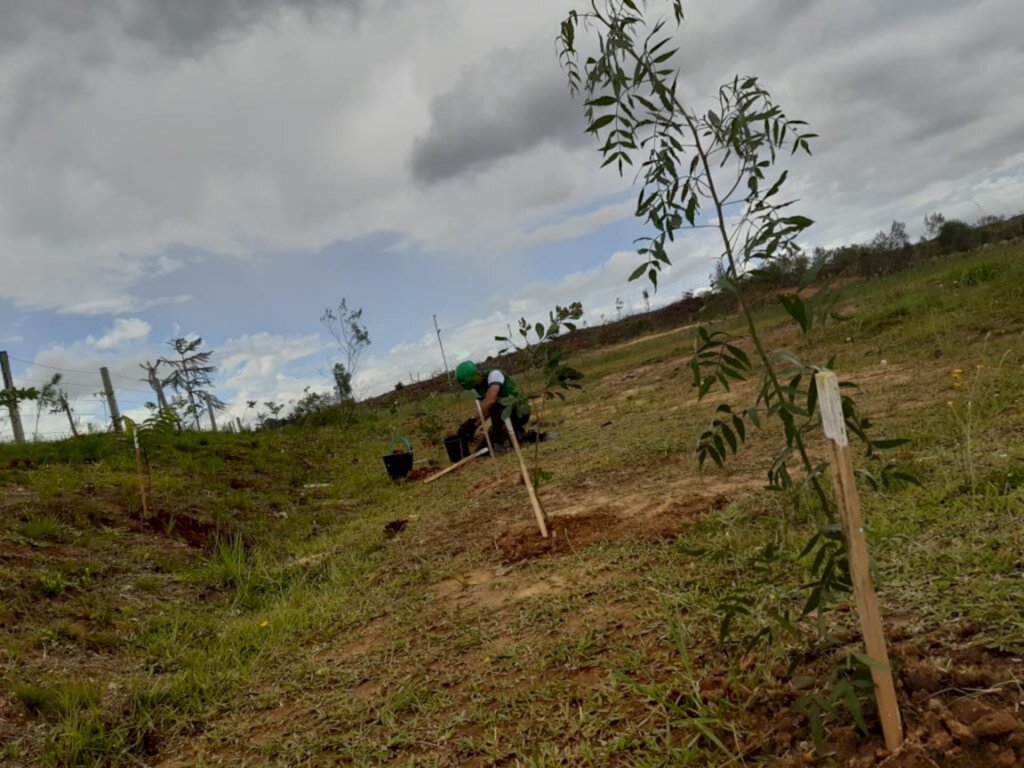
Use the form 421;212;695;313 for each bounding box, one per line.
0;352;242;444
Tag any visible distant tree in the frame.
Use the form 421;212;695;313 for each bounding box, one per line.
160;337;224;430
332;362;352;401
321;298;370;401
888;220;909;250
139;360;170;412
642;288;650;312
615;296;624;319
923;212;946;240
937;220;975;254
976;214;1003;227
33;373;63;440
49;385;79;439
871;220;909;252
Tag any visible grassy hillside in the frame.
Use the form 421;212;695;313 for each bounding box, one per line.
2;244;1023;767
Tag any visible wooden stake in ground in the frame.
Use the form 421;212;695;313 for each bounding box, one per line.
504;417;549;539
423;446;489;484
815;371;904;752
0;351;26;444
474;400;499;466
131;428;149;519
99;367;124;433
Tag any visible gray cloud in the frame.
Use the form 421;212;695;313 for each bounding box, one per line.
120;0;365;58
0;0;1020;322
0;0;364;58
410;42;588;184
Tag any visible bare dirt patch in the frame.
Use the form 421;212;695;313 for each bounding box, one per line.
494;493;727;563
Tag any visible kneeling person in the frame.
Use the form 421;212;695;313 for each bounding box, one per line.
455;361;530;448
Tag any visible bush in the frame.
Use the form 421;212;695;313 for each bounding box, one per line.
937;220;976;254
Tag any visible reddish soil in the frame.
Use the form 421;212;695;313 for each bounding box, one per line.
494;494;728;563
405;466;441;482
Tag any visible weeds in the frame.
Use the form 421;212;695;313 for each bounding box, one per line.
16;514;66;543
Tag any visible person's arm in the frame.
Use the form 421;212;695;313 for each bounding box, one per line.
478;383;502;424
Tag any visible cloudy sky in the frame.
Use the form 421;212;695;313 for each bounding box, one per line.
1;0;1022;437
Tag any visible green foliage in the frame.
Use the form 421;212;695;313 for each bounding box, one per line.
496;302;586;404
413;400;445;446
496;302;585;487
14;680;102;719
793;654;877;755
159;337;224;430
937;219;976;254
16;514;66;543
561;0;917;742
207;536;282;610
947;262;1001;287
0;384;39;412
322;298;370;402
34;572;67;598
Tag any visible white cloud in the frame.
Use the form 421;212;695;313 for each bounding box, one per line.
217;331;332;424
86;317;152;350
505;199;636;251
3;0;1021;318
355;235;719;398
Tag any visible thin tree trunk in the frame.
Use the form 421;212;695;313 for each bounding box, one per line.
64;404;79;438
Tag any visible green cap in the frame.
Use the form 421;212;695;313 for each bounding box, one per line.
455;361;479;389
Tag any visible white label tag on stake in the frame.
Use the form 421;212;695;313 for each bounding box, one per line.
815;372;848;447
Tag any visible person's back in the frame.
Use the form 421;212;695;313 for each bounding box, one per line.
455;361;530;443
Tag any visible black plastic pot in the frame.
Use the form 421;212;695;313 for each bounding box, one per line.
443;434;470;464
383;437;413;480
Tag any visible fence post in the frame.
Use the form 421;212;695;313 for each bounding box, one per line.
0;351;26;444
205;394;218;432
815;371;903;751
99;367;123;433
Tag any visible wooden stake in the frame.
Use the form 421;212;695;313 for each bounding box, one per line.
475;400;499;466
423;446;489;484
99;367;123;433
0;351;26;444
505;417;549;538
131;428;149;519
816;371;903;752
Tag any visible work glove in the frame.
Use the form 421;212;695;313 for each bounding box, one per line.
457;417;478;439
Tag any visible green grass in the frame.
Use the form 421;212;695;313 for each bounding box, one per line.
15;514;66;543
1;244;1023;765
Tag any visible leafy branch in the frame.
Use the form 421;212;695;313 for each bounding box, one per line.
496;302;585;487
559;0;916;670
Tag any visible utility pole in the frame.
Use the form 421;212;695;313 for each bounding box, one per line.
205;394;218;432
0;351;25;444
433;314;453;387
99;367;123;433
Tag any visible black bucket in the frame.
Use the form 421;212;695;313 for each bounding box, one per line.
383;437;413;480
443;434;470;464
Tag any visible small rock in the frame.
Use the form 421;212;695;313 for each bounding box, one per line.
973;711;1021;739
927;728;953;753
951;698;993;726
987;745;1017;768
905;662;942;693
927;697;944;713
943;716;978;745
494;564;514;577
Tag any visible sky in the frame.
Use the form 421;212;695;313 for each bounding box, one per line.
1;0;1022;438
